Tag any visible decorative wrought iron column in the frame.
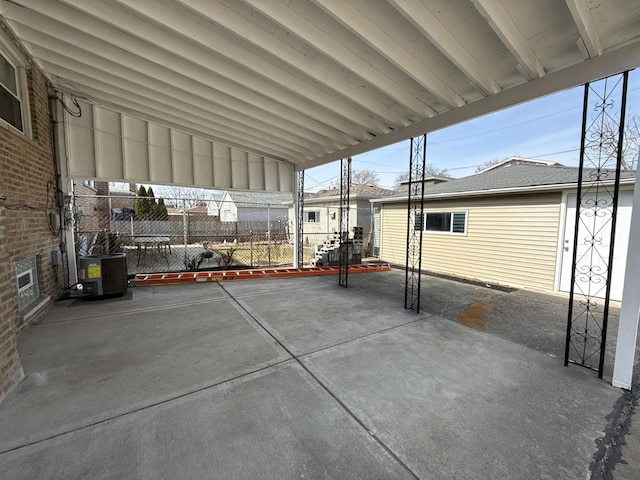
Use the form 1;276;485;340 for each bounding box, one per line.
405;135;426;312
295;170;305;268
564;71;629;378
338;157;351;287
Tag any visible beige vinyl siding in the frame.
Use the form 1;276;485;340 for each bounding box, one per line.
379;193;562;292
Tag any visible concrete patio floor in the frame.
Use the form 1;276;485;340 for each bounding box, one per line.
1;269;639;479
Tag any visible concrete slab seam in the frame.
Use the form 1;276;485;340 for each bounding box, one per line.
292;361;420;480
0;357;293;457
337;284;406;306
230;290;433;358
226;299;293;359
222;282;333;300
218;283;422;480
33;296;232;326
298;356;419;472
228;297;300;355
301;315;435;359
590;361;640;480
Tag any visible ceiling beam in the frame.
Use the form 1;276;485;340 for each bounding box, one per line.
111;0;386;135
565;0;603;58
472;0;546;80
177;0;409;128
240;0;435;118
314;0;465;108
303;38;640;169
3;0;359;146
15;25;336;157
388;0;501;96
51;0;371;141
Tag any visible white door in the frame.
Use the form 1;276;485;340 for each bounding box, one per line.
560;191;632;301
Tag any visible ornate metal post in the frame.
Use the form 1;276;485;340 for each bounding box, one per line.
295;170;304;268
405;135;426;312
564;71;629;378
338;157;351;287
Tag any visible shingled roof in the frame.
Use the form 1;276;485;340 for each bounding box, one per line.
223;190;292;206
310;184;395;199
374;164;636;202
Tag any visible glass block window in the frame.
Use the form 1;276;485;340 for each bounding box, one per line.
16;256;40;312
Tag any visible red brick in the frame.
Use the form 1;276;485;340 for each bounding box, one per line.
1;17;60;400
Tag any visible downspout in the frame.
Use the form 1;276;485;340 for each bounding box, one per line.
326;206;330;241
47;87;69;290
48;89;82;290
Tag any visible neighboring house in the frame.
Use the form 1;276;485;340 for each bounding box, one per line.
397;174;454;193
109;182;137;213
218;190;291;223
73;180;110;234
477;157;560;173
372;163;635;300
164;204;216;243
168;204;210;219
72;181;138;254
206;191;225;217
290;184;395;251
72;180;137;226
185;204;208;219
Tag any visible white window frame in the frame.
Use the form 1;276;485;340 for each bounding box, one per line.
304;210;321;223
0;32;32;137
416;211;468;235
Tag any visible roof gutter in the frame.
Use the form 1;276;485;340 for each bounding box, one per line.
370;178;635;204
285;193;387;205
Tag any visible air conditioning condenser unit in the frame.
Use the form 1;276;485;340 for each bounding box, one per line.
78;253;128;297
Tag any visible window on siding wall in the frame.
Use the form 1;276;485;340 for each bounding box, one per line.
415;211;467;234
304;210;320;223
0;40;29;134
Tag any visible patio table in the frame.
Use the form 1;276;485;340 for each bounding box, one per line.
134;236;171;266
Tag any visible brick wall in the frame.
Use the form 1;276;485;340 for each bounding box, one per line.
73;181;106;234
0;19;62;402
73;181;131;257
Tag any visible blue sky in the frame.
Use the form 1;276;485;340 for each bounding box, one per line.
305;69;640;192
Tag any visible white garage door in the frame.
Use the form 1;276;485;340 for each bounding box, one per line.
560;191;632;302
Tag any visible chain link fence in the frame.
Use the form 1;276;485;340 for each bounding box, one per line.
72;195;374;275
73;195;299;275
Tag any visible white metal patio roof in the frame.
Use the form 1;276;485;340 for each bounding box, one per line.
3;0;640;190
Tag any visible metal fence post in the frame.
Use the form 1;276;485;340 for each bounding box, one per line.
295;170;304;268
267;204;271;266
107;196;113;253
182;198;188;268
